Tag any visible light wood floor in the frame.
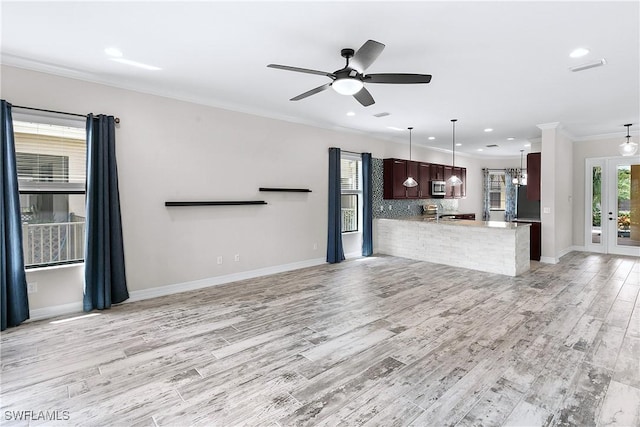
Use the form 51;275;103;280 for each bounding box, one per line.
1;252;639;426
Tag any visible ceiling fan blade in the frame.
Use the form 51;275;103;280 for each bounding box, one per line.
267;64;334;78
365;73;432;84
353;87;375;107
290;83;332;101
351;40;385;72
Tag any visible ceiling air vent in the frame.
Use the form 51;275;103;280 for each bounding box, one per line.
486;144;499;148
373;112;390;117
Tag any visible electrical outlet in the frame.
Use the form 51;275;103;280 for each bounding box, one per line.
217;256;223;265
234;254;240;262
313;243;318;250
27;282;38;294
379;206;384;212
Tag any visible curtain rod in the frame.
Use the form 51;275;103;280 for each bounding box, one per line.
13;105;120;124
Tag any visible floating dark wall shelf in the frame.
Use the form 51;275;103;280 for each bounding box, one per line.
165;201;267;207
259;187;312;193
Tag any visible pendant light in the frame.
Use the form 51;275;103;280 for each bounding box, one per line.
619;123;638;156
512;150;528;186
402;127;418;188
448;119;461;184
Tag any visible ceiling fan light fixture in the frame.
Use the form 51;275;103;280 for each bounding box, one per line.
619;123;638;156
332;78;363;95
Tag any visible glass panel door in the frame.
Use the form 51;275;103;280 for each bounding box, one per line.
591;164;603;245
606;158;640;256
585;159;605;253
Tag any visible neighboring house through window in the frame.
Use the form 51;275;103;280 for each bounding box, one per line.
489;171;506;210
340;155;362;233
13;120;86;268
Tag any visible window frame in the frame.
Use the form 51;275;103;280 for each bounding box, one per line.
13;117;87;269
340;154;363;234
488;171;506;211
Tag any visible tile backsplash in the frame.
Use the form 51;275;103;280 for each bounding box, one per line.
372;158;458;219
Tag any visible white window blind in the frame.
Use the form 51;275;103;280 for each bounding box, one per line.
14;121;86;193
341;158;360;191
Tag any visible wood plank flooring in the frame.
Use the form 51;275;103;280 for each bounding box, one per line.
1;251;639;426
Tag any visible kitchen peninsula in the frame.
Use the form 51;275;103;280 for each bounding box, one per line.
375;217;531;276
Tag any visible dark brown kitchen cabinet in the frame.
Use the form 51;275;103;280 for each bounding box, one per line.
527;152;541;201
514;220;541;261
383;158;408;199
406;161;419;199
383;159;467;200
417;162;431;198
450;167;465;198
430;163;445;181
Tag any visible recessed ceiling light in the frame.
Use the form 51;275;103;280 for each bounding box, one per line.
484;128;493;132
387;126;404;131
110;57;161;71
477;148;484;152
346;111;355;116
428;136;435;140
570;47;590;58
104;47;123;57
524;143;531;147
507;137;515;141
455;143;462;146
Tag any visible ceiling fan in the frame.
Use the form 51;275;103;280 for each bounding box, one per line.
267;40;432;107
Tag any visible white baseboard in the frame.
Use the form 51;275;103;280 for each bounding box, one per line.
27;257;327;321
127;257;326;302
28;301;84;322
539;256;558;264
344;251;364;259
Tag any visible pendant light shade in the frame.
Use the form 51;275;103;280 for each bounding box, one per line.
448;119;461;185
619;124;638;156
403;127;418;188
512;150;528;186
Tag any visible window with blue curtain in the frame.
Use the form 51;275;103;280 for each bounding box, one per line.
327;147;345;263
1;100;30;331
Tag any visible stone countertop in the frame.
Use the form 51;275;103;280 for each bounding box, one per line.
513;218;542;223
378;216;530;230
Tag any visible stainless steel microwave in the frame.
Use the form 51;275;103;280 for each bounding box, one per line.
431;180;446;196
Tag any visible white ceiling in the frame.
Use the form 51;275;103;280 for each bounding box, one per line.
2;1;639;157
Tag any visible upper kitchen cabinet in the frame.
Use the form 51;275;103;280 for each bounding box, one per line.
450;166;466;199
383;158;419;199
527;152;541;201
383;158;409;199
406;161;419;199
384;158;467;200
444;166;466;199
430;163;445;181
417;162;431;199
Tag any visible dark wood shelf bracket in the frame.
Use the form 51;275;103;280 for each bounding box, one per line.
165;201;267;207
259;187;312;193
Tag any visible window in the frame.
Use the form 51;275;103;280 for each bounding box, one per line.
14;120;86;268
341;156;362;233
489;172;506;210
